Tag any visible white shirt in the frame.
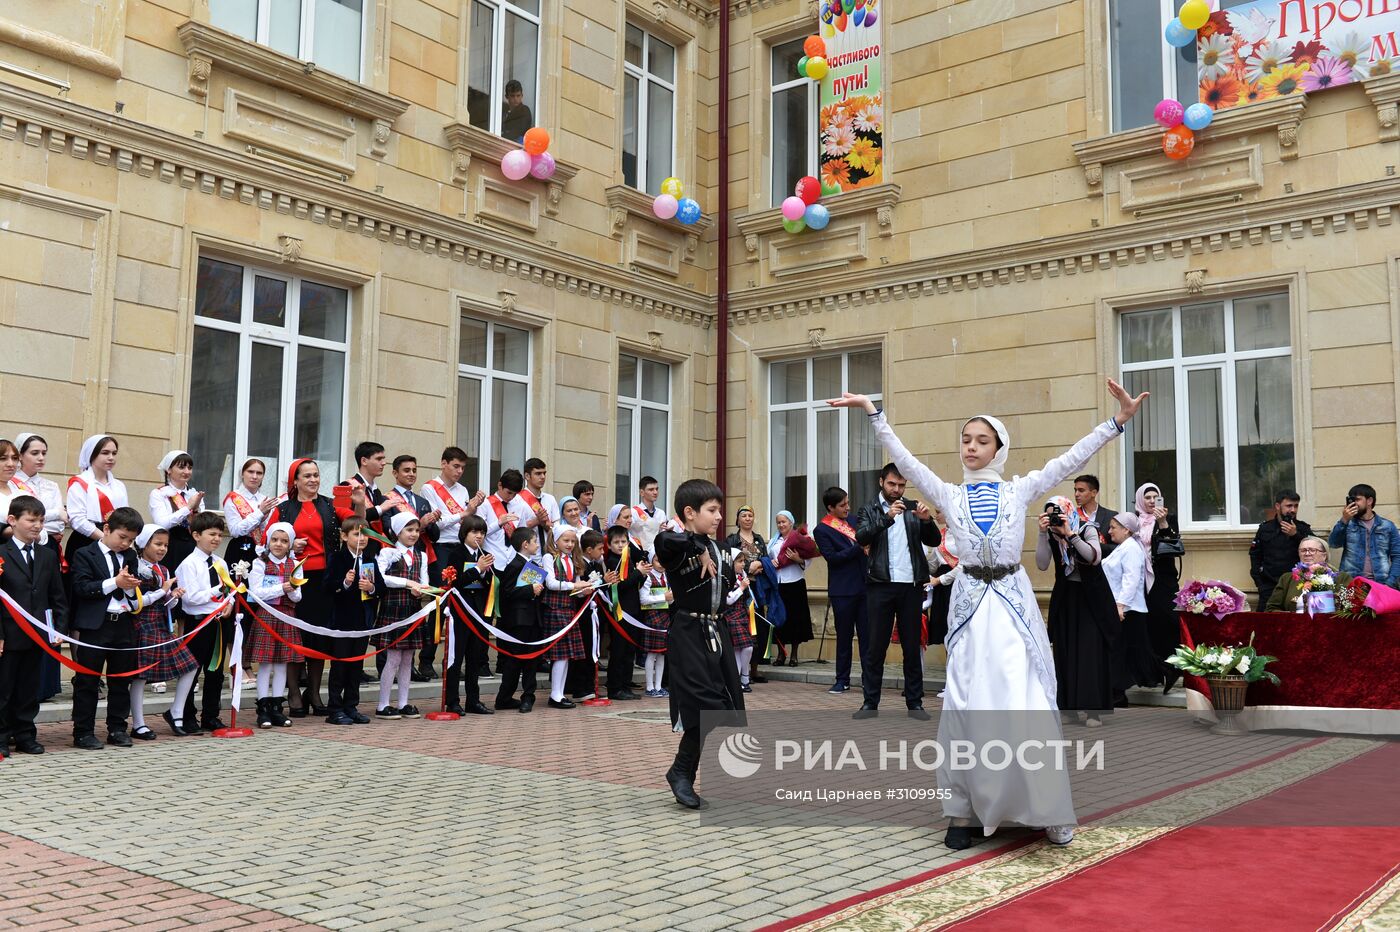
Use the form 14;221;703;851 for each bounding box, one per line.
881;498;914;584
249;555;304;607
376;546;428;588
476;494;531;565
177;548;229;617
1102;538;1149;613
96;541;138;613
10;471;66;538
543;552;582;592
222;485;270;539
67;470;129;541
422;477;472;544
149;484;201;532
767;534;811;584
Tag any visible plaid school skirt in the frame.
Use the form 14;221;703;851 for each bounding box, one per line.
249;601;303;665
133;604;198;682
373;588;431;652
541;588;586;663
724;598;754;650
639;607;671;654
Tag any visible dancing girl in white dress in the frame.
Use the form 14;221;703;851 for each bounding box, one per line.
829;379;1147;849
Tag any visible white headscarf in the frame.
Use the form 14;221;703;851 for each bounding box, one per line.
156;449;188;481
961;415;1010;483
389;510;419;539
77;434;109;473
13;432;37;456
553;523;579;544
261;521;297;560
135;523;164;550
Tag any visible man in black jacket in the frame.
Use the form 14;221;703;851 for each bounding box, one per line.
854;463;941;718
1072;474;1118;556
1250;489;1312;610
0;496;67;756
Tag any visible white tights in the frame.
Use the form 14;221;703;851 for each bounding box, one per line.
138;669;198;728
735;645;754;685
550;659;568;701
644;652;666;692
378;649;414;710
256;662;288;700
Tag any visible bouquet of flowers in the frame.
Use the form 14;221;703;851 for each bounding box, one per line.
1166;633;1280;684
1174;579;1248;619
1290;562;1336;593
1333;576;1400;619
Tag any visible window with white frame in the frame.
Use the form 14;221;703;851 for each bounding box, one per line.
189;257;350;502
210;0;364;81
770;38;819;207
466;0;541;141
1120;293;1294;528
769;350;883;525
457;315;532;491
616;354;671;504
622;24;676;193
1107;0;1254;131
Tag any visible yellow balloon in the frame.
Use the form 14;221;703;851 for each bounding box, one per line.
823;23;836;37
806;56;829;80
660;177;684;198
1178;0;1209;30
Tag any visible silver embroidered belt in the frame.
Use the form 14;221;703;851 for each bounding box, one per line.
962;563;1022;583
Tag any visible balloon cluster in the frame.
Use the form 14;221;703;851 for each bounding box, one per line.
500;127;557;181
795;35;829;81
819;0;877;35
652;177;702;225
1155;0;1214;161
780;175;829;234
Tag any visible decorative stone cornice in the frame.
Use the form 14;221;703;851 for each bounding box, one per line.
734;182;900;261
176;20;408;158
0;16;121;78
442;121;578;216
604;184;713;262
1073;96;1307;194
1363;72;1400;142
0;83;711;328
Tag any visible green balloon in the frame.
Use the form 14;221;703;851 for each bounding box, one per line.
783;218;807;233
821;182;842;196
796;55;809;79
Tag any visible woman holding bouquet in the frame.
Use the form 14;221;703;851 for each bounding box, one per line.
768;511;817;663
1264;538;1349;611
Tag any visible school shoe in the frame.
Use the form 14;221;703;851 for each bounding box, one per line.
827;683;850;694
573;692;596;701
548;698;576;709
519;696;535;713
411;667;431;683
270;699;293;728
348;710;372;724
907;705;931;721
610;690;640;701
202;718;228;732
465;702;494;715
740;684;753;694
494;697;521;710
399;705;422;719
657;688;669;698
446;703;467;716
107;731;133;748
14;739;44;754
131;727;157;742
73;734;104;751
162;710;191;737
376;707;402;719
326;711;355;725
944;825;982;850
1045;825;1075;846
853;703;879;720
665;766;705;810
256;698;275;730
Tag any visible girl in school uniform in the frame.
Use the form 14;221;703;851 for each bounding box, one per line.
541;524;590;709
12;433;67;702
65;435;128;563
374;512;430;719
223;458;277;572
721;556;755;692
639;566;672;698
149;450;205;573
248;522;303;729
130;525;199;740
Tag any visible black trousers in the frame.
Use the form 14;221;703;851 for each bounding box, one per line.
183;613;234;727
496;627;539;702
443;618;487;706
567;611;598;697
0;648;42;744
830;592;871;687
71;618;136;737
327;635;369;714
605;620;635;696
861;582;925;708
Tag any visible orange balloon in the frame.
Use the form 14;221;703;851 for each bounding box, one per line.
803;35;826;58
523;127;550;156
1162;125;1195;160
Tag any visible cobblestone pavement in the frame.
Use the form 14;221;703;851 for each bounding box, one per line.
0;679;1313;931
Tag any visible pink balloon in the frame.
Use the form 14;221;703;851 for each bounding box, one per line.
529;152;557;180
1153;99;1185;129
781;196;807;222
501;149;532;181
652;194;679;220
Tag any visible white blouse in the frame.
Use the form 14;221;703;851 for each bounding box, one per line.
66;470;129;540
249;555;305;608
1102;538;1149;613
223;486;271;539
10;472;66;537
149;484;202;532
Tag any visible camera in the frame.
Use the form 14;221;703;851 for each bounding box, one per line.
1044;502;1065;527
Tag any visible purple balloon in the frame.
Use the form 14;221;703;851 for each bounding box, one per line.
501;149;532;181
864;8;876;25
529;152;557;180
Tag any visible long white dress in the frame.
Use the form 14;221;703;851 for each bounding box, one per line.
869;410;1125;831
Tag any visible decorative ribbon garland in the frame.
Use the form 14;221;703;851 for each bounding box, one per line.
240;590;440;663
446;588;594;660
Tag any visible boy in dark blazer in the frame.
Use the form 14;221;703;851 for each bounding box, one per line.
444;514;494;715
494;526;546;713
812;486;869;695
325;517;384;725
68;505;145;749
602;524;649;701
0;496;68;756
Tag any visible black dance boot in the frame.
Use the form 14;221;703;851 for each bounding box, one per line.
255;698;274;730
665;766;704;809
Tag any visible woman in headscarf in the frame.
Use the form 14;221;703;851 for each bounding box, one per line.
724;506;771;677
149;450;205;572
64;434;128;563
830;379;1147;851
1103;512;1163;687
1134;482;1183;692
767;510;817;663
223;458;277;571
12;433;67;702
1035;495;1119;727
272;458;340;717
559;496;586;531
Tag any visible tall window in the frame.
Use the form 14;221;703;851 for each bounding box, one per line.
770;38;818;207
457;315;531;491
210;0;364;81
769;350;883;525
189;257;349;501
616;354;671;504
1120;293;1294;528
1108;0;1253;131
466;0;541;141
622;24;676;193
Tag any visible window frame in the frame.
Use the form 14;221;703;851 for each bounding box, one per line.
767;350;884;525
616;352;673;504
468;0;544;138
769;37;820;207
191;257;352;498
622;24;677;194
1118;293;1294;531
456;314;534;493
218;0;367;82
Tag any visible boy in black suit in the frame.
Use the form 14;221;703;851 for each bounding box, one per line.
565;528;608;701
603;525;649;701
494;526;545;713
325;517;383;725
68;505;144;749
0;496;68;756
444;514;494;715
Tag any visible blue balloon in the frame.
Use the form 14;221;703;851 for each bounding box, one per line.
676;197;702;225
804;203;831;230
853;6;865;25
1164;17;1195;47
1183;102;1214;131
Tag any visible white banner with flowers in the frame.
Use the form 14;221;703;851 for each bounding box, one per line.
1196;1;1399;112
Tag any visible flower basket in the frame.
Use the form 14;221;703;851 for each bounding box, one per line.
1205;674;1251;736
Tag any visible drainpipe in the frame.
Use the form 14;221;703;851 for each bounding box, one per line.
716;0;730;490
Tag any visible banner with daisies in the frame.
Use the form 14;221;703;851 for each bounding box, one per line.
1197;2;1398;113
817;2;883;194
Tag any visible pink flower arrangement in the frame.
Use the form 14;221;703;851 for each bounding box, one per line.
1300;57;1352;92
1174;579;1248;620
